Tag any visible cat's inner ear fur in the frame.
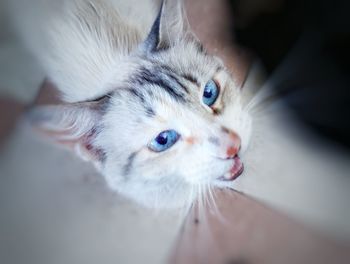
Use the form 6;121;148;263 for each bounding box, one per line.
27;101;106;165
143;0;191;52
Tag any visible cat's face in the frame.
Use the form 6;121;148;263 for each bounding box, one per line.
29;0;252;208
95;26;252;207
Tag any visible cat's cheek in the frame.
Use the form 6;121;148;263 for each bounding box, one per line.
218;103;253;155
237;113;253;155
177;152;233;184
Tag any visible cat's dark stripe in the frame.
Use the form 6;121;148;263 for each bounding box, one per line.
167;73;189;94
134;67;187;103
145;106;155;117
123;151;138;177
144;62;190;94
126;88;155;118
216;65;224;72
87;92;113;105
87;2;99;17
195;42;205;53
155;77;185;102
154;64;189;94
128;88;145;103
182;73;199;86
146;89;154;97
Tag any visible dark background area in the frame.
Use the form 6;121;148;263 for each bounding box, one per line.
230;0;350;149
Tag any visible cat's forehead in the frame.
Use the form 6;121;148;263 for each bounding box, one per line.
110;78;197;124
105;40;232;134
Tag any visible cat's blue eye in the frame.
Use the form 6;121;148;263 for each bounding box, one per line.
148;130;180;152
202;79;219;107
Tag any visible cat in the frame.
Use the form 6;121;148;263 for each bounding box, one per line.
7;0;252;209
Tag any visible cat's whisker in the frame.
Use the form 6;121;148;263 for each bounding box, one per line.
244;84;276;112
191;185;197;209
206;182;214;210
206;183;216;212
211;188;220;217
183;183;195;214
198;184;207;223
208;185;227;224
196;184;221;259
207;184;213;209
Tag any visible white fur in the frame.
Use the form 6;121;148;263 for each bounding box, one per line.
8;0;253;209
7;0;159;102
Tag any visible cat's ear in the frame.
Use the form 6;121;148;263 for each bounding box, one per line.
143;0;190;52
27;101;106;165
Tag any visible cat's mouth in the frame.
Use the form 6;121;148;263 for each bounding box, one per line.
219;156;244;181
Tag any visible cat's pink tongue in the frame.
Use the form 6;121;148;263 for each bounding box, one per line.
225;156;244;181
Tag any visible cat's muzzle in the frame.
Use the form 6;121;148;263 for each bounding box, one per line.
220;156;244;181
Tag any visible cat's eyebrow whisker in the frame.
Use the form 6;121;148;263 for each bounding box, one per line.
244;83;279;112
245;94;265;112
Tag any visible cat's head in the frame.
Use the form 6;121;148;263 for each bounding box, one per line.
29;0;252;208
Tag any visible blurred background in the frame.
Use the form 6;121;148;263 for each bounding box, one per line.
0;0;350;263
231;0;350;149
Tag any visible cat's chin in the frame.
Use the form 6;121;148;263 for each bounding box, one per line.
216;156;244;182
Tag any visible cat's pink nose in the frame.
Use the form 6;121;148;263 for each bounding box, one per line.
222;127;241;159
